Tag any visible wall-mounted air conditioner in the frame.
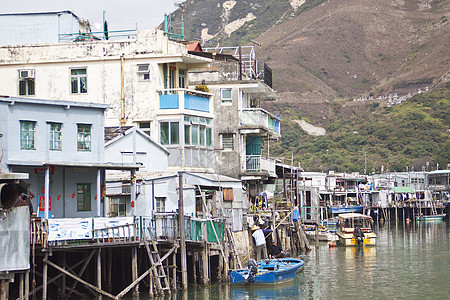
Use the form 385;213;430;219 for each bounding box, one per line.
19;70;35;79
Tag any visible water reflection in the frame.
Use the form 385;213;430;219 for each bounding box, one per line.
127;221;449;300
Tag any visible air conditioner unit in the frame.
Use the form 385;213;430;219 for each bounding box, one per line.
19;70;35;79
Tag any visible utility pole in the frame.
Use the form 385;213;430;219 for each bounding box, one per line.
178;173;188;289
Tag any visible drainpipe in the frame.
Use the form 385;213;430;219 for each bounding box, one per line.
120;55;126;126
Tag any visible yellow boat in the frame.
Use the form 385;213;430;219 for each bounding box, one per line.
336;213;376;246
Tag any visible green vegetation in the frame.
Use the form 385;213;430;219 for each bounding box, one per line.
270;85;450;173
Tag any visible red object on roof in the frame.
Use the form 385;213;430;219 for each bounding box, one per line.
187;41;203;52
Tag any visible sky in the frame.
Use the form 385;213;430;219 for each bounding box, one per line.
1;0;180;31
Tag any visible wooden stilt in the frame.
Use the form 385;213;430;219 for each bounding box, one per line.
192;252;197;285
178;173;188;290
97;249;102;300
148;266;153;298
218;253;223;282
42;252;48;300
25;270;30;300
132;247;139;296
19;273;24;300
107;249;112;292
61;253;66;296
201;243;209;285
171;250;177;290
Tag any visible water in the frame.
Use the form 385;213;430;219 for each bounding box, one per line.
132;220;450;300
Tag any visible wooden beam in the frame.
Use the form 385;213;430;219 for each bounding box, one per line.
43;259;117;300
160;245;178;263
66;249;96;297
42;253;48;300
29;259;86;296
116;269;151;299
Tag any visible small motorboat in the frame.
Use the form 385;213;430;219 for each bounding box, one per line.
229;258;305;284
415;214;446;221
336;213;377;246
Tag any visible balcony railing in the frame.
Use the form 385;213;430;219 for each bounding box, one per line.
240;108;280;134
30;214;223;247
159;89;211;113
245;155;276;175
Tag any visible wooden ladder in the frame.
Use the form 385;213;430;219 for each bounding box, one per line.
144;230;171;295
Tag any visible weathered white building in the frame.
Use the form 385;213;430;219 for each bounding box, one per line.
0;29;214;172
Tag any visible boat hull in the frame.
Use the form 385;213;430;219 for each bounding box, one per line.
415;214;446;221
229;258;305;285
330;205;364;214
337;233;377;246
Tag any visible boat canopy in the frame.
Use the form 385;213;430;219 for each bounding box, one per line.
338;213;372;220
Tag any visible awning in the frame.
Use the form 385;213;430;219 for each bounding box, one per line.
392;187;414;193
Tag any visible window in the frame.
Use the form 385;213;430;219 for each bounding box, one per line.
223;188;234;201
71;68;87;94
138;121;151;136
20;121;36;150
137;64;150;81
156;197;166;213
77;184;91;211
221;88;232;104
178;69;186;88
18;69;35;96
110;196;126;217
77;124;91;151
222;133;234;149
160;121;179;145
184;116;213;147
49;123;62;151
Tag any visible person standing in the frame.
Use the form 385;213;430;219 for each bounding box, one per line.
251;225;272;260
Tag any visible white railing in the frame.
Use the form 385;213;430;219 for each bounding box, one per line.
245;155;276;175
240;108;280;133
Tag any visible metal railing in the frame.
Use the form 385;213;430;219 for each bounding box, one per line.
159;88;211;113
240;108;281;133
245;155;276;174
58;30;137;42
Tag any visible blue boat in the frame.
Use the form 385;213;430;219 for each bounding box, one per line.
329;205;364;214
229;258;305;284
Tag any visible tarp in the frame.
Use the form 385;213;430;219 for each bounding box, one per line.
391;187;414;193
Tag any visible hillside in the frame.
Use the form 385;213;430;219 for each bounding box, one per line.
175;0;450;172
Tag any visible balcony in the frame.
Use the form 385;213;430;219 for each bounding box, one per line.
239;108;280;136
159;88;212;113
244;155;276;178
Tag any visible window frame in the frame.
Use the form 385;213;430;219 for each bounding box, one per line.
110;196;127;217
20;121;36;150
77;183;91;211
178;69;186;88
184;116;213;147
70;68;88;94
156;197;166;213
221;88;232;104
48;122;62;151
222;133;234;150
160;121;180;145
137;64;150;81
77;124;92;151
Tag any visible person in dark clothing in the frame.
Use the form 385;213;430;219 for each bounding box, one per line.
354;226;364;245
269;240;285;258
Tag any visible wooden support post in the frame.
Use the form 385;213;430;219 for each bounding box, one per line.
25;270;30;300
148;265;153;298
132;247;139;296
107;249;112;292
192;252;197;285
19;273;24;300
178;173;188;289
42;252;48;300
97;248;102;300
171;250;177;290
201;243;209;285
218;252;223;282
61;253;66;296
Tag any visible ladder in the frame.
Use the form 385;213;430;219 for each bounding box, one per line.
144;230;171;295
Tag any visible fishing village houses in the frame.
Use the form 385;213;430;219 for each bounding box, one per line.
1;10;449;300
0;11;305;299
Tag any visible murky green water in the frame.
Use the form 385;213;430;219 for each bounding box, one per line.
133;220;450;300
